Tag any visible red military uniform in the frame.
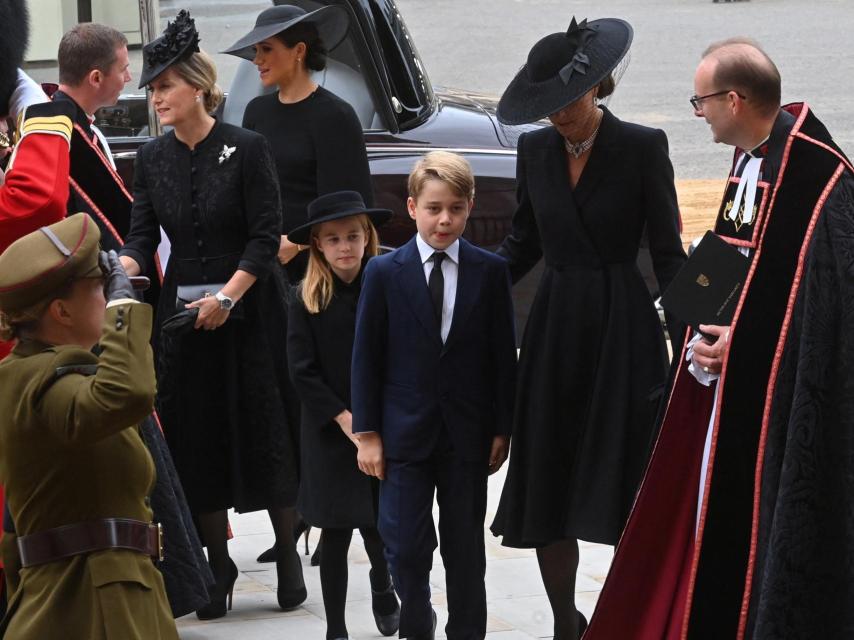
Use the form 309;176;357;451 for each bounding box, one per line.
0;100;74;359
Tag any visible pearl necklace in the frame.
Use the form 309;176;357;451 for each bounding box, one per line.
563;111;603;159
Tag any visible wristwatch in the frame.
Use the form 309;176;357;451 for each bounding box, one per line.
214;291;235;310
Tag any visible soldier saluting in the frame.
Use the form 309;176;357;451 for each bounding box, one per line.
0;213;178;639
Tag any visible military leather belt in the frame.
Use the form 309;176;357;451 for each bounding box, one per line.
17;518;163;568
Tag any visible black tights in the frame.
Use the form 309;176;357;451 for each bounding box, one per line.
196;510;230;580
320;526;390;640
196;508;300;581
537;539;580;640
267;506;299;557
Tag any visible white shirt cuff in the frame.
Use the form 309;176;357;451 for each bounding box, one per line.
686;332;720;386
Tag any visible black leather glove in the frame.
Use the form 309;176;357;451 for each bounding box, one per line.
100;250;136;302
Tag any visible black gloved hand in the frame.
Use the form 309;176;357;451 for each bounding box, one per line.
100;250;137;302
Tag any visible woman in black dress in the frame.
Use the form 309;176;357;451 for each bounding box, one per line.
224;4;373;285
489;18;687;640
224;2;374;565
119;12;303;618
286;191;399;640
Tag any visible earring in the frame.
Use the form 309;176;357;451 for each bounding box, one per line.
195;94;202;103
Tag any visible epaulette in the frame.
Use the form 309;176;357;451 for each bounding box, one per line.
15;100;75;146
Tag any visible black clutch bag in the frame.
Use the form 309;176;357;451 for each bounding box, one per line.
659;231;750;339
176;283;244;320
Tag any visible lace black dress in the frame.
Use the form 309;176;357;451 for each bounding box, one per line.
122;120;298;513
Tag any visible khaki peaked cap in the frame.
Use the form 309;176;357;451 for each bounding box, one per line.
0;213;102;313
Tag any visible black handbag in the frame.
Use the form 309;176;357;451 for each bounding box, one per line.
176;284;244;320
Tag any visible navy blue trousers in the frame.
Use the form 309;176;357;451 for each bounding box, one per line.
378;437;488;639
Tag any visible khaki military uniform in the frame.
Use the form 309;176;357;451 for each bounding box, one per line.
0;302;178;639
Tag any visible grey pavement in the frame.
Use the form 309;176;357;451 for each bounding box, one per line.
176;464;612;639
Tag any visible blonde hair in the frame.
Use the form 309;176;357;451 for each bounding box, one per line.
407;151;475;201
301;214;380;314
171;50;224;113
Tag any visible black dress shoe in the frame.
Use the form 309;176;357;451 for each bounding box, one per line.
196;558;238;620
257;518;313;563
276;546;307;610
370;571;400;636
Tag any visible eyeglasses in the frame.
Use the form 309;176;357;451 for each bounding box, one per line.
690;90;746;111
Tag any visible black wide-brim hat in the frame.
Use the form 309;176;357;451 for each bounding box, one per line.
222;4;349;61
139;10;201;88
288;191;392;245
0;0;29;115
497;17;633;125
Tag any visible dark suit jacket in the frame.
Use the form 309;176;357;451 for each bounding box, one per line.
352;236;517;462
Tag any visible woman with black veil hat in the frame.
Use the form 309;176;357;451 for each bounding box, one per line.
222;3;374;286
489;17;686;639
222;1;374;567
120;11;303;618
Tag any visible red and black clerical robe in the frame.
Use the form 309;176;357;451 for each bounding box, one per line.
586;103;854;640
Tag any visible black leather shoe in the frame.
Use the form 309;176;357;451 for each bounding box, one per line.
257;518;313;563
196;558;238;620
370;571;400;636
276;547;307;610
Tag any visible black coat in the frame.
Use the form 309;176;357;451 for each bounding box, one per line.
491;108;687;547
287;270;377;528
122;121;299;513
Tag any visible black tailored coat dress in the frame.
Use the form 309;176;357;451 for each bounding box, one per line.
121;121;298;514
287;269;379;528
491;107;687;547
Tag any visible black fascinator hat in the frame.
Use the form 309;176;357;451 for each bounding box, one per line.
139;10;201;88
0;0;29;115
497;17;633;125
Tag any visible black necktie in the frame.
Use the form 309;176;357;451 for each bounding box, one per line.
429;252;445;327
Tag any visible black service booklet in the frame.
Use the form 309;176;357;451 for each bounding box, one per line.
660;231;750;337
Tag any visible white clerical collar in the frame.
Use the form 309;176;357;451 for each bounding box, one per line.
416;233;460;264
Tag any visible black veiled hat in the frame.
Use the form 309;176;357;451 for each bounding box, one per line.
497;17;633;125
288;191;392;245
0;0;29;115
221;4;349;61
139;10;201;88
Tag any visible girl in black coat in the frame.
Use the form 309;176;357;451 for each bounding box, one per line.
286;191;398;640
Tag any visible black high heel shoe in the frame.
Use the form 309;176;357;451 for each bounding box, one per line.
276;546;307;610
370;570;400;637
196;558;238;620
256;519;313;562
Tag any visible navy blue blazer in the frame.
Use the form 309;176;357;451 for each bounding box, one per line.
352;236;517;462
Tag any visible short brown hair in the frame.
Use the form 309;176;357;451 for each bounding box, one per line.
58;23;128;86
408;151;475;201
170;51;224;114
702;37;781;117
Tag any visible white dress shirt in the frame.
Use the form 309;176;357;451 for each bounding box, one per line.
415;233;459;343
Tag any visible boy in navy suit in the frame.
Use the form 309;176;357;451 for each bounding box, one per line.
352;151;517;640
